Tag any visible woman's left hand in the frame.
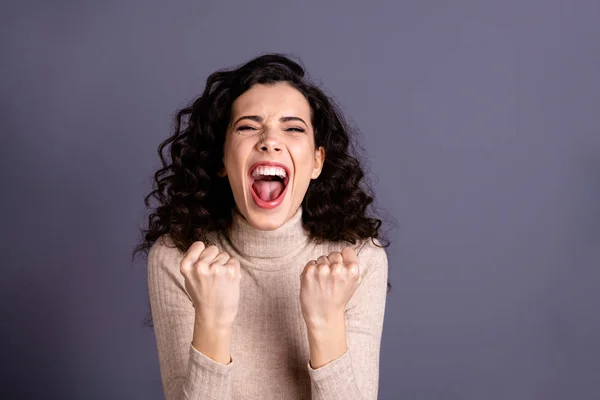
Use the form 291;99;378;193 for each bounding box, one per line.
299;247;362;330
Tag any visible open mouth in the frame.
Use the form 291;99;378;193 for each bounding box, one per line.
248;163;290;208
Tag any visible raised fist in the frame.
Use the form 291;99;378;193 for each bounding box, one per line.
300;246;361;329
180;242;242;330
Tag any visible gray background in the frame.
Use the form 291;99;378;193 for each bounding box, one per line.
1;0;599;399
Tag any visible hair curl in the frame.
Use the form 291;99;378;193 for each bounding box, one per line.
133;53;392;326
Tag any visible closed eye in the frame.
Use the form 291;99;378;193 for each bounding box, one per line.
236;126;304;133
237;125;257;131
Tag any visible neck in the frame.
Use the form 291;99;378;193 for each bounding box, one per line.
225;206;309;260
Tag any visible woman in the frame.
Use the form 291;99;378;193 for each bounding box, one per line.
134;54;390;400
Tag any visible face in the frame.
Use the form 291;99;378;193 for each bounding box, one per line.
220;82;325;230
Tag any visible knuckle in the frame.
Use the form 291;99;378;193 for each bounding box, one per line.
302;264;316;276
179;262;191;276
194;259;211;275
330;263;343;275
212;264;224;275
194;257;208;268
226;257;240;268
303;261;316;271
198;245;219;261
227;265;239;279
317;264;331;275
213;252;229;264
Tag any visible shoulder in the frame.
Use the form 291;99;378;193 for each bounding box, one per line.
147;235;195;305
354;238;388;281
346;238;389;311
148;234;181;258
147;234;185;273
357;236;388;264
148;232;222;269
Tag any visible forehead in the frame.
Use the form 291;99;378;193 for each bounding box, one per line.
231;83;311;119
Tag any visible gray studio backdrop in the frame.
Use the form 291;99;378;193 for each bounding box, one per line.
2;1;599;399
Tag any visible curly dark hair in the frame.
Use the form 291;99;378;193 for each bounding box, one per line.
132;53;392;325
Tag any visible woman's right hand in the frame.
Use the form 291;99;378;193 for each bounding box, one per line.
180;241;242;330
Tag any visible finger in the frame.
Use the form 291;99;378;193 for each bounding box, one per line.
317;263;331;276
328;251;343;264
180;241;206;272
330;262;345;277
211;251;231;265
341;247;361;279
225;257;240;268
316;255;329;265
348;262;360;279
225;258;242;279
341;246;358;265
300;260;317;277
198;245;220;263
211;263;226;276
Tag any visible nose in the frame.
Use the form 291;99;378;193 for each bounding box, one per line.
256;128;282;153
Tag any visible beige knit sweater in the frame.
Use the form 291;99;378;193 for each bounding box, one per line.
147;206;388;399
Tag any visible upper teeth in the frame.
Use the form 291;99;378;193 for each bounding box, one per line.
252;165;287;178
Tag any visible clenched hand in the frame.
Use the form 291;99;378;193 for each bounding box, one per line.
299;246;362;330
180;242;242;330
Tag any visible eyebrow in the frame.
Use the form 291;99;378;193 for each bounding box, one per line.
232;115;308;127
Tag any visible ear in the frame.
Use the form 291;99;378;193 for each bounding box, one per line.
311;146;325;179
217;165;227;177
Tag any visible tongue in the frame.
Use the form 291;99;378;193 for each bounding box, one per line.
252;180;285;202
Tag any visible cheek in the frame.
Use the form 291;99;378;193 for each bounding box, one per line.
223;139;248;170
289;142;316;178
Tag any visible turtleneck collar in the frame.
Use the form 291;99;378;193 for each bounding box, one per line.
223;206;310;263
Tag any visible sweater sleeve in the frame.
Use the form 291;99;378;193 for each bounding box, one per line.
306;239;388;400
147;235;235;400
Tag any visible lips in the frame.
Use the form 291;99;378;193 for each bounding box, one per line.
247;161;290;185
247;161;291;209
